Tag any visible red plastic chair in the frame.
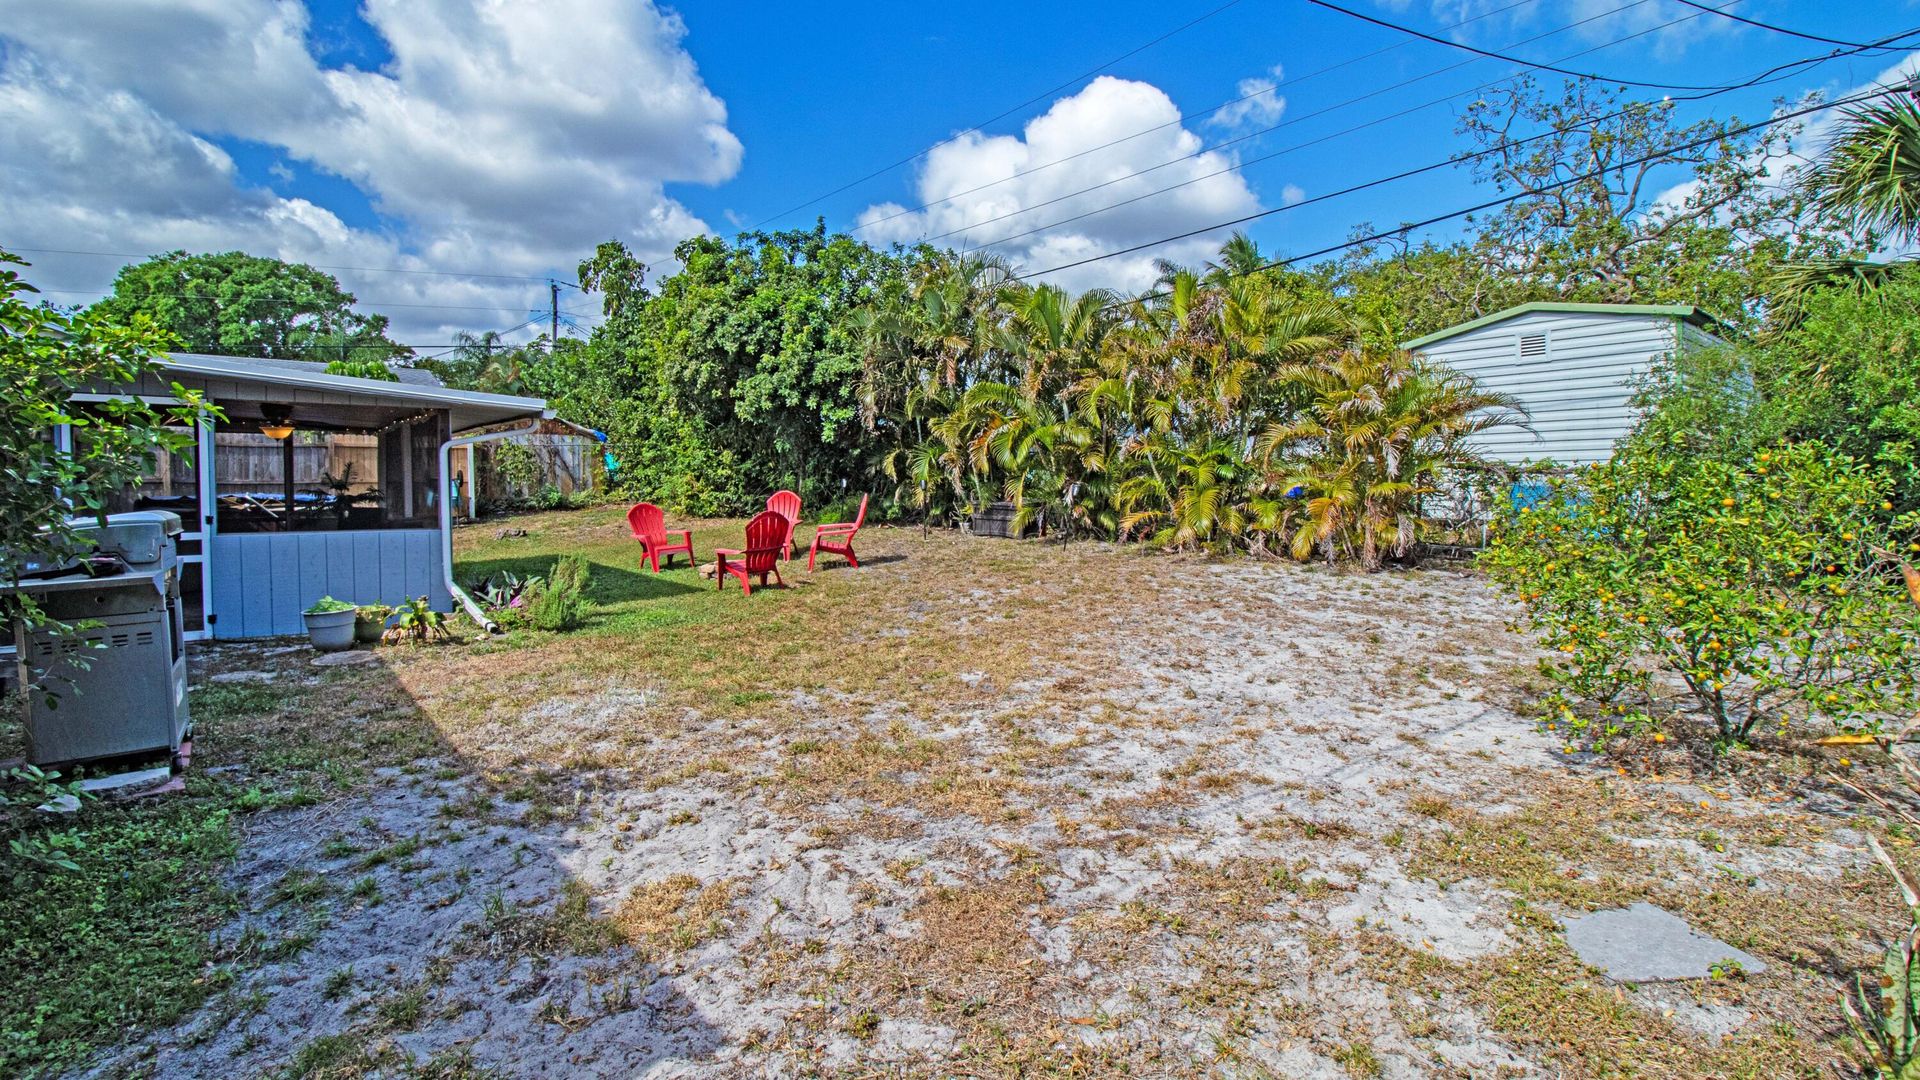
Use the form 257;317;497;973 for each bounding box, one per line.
808;493;868;571
714;510;789;595
766;489;801;560
627;503;693;573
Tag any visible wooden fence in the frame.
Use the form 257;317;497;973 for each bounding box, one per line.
212;433;379;494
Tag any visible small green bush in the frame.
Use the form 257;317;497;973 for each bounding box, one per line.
1482;440;1920;747
526;554;590;631
493;441;543;493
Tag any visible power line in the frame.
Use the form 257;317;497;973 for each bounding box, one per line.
1670;0;1885;51
1019;83;1902;289
931;0;1709;251
3;245;579;287
849;0;1545;238
967;14;1912;258
748;0;1251;230
1301;0;1789;91
33;286;556;314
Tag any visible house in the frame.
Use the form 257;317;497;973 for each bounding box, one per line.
67;352;552;639
1402;302;1726;466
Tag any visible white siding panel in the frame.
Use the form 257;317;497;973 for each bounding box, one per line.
1416;311;1683;465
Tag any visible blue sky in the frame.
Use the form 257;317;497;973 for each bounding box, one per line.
1;1;1914;343
672;0;1912;261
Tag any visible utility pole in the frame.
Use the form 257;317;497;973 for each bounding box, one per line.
549;281;559;350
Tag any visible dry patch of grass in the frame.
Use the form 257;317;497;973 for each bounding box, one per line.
612;874;736;957
1462;941;1825;1078
463;881;622;961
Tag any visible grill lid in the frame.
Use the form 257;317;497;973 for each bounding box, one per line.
64;511;182;567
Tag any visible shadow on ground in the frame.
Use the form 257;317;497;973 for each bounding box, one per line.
82;640;723;1078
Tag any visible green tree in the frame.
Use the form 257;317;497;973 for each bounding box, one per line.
569;227;905;514
1749;266;1920;504
323;358;398;381
89;250;406;360
1484;440;1920;747
1454;77;1859;333
1;251;212;635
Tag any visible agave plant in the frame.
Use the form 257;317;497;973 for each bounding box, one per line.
466;571;540;611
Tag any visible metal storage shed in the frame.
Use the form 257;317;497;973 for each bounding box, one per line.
1402;302;1726;466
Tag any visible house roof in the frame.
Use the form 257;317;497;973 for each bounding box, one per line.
158;352;550;432
1399;302;1728;351
232;356;448;388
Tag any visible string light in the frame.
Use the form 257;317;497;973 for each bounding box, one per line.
375;410;440;435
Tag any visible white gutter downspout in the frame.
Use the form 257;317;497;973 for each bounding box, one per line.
440;418;547;632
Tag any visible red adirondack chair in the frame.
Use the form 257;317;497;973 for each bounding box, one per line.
766;489;801;560
808;493;868;571
627;502;693;573
714;509;789;595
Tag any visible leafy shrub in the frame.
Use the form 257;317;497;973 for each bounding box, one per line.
493;441;543;493
380;597;451;644
1482;440;1920;747
2;765;89;871
466;571;540;611
817;493;869;525
1752;265;1920;507
526;554;590;631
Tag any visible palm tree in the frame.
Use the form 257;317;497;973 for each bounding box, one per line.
1805;95;1920;242
1115;434;1256;552
1204;231;1267;282
1257;340;1526;570
1774;93;1920;324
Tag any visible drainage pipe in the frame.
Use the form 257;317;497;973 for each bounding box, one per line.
439;419;546;633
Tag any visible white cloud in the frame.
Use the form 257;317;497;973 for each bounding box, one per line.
856;76;1271;293
1210;66;1287;130
0;0;740;342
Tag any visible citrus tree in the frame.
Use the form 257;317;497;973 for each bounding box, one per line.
1483;440;1920;747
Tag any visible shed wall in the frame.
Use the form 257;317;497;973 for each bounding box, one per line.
1414;309;1683;465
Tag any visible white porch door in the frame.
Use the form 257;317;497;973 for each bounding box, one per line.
180;411;216;641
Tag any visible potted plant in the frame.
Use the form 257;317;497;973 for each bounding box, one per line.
354;603;395;644
301;596;359;652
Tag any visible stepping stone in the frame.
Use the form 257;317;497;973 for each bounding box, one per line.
1564;902;1765;982
311;649;381;667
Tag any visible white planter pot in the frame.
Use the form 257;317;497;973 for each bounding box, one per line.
303;608;358;652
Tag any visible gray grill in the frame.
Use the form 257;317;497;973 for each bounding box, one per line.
8;512;192;767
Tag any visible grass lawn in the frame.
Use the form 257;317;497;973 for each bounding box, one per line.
2;502;1911;1077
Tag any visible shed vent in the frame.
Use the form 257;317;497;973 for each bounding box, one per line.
1517;332;1549;359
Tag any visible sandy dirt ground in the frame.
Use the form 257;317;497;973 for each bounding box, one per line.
80;520;1908;1078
